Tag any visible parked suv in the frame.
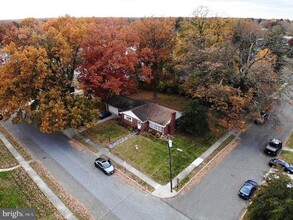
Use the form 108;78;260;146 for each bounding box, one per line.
264;138;282;156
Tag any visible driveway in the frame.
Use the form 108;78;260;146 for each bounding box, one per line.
165;94;293;220
2;121;189;220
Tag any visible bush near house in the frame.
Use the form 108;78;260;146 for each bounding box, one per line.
157;81;186;95
178;100;210;136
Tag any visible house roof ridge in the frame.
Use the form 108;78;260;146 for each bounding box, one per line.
143;101;176;113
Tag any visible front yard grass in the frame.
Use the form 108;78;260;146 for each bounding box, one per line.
279;132;293;164
81;119;130;147
286;132;293;149
112;132;217;185
281;151;293;164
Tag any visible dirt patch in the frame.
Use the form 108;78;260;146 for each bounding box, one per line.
115;168;151;192
0;140;18;169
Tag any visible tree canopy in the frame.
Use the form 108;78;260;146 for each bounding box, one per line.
0;17;100;133
0;14;287;133
178;100;210;136
248;171;293;220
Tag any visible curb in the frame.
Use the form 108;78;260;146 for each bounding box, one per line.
0;132;77;220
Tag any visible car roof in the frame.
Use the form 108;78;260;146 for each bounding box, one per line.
271;138;282;144
95;157;107;163
242;183;254;192
246;180;257;186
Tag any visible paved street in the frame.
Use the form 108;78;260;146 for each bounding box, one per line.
2;91;292;220
2;122;189;220
165;94;293;220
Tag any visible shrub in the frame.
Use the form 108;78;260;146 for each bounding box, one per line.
155;132;161;139
178;100;210;136
157;81;186;95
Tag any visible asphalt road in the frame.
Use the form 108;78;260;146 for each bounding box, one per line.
2;92;292;220
2;122;189;220
165;94;293;220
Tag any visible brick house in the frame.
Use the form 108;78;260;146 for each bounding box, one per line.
105;95;181;135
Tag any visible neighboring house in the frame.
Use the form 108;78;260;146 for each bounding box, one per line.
105;95;145;116
105;95;181;135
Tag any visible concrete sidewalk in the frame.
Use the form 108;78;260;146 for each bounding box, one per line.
65;127;240;198
152;130;240;198
0;132;77;220
283;146;293;152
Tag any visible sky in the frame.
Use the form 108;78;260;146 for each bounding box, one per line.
1;0;292;20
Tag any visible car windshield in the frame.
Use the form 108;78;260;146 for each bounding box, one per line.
269;142;278;148
240;184;252;195
102;161;111;169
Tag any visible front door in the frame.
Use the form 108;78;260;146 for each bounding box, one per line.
137;121;141;130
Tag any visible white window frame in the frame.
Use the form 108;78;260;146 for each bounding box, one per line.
124;115;133;122
149;122;163;132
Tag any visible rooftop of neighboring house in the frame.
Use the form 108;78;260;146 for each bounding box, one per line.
105;95;145;111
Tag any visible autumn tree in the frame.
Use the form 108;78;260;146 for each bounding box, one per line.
230;20;283;114
131;17;176;97
0;17;100;133
0;21;16;47
79;18;152;100
175;14;281;128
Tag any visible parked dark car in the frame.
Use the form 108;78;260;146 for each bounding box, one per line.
269;158;293;174
238;180;258;200
254;111;269;125
99;110;112;120
264;138;282;156
94;157;115;175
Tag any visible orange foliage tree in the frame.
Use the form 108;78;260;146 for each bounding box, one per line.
175;14;280;128
79;18;152;99
131;17;176;97
0;17;100;133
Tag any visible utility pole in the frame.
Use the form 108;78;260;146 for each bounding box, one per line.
168;134;173;193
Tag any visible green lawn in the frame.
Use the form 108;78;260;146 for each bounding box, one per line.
112;133;217;185
81;119;130;146
281;151;293;164
280;132;293;164
0;136;63;219
0;168;62;219
286;132;293;149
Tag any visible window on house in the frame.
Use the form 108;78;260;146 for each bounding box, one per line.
149;122;163;132
124;115;132;122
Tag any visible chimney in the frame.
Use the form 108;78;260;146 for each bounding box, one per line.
169;112;176;134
